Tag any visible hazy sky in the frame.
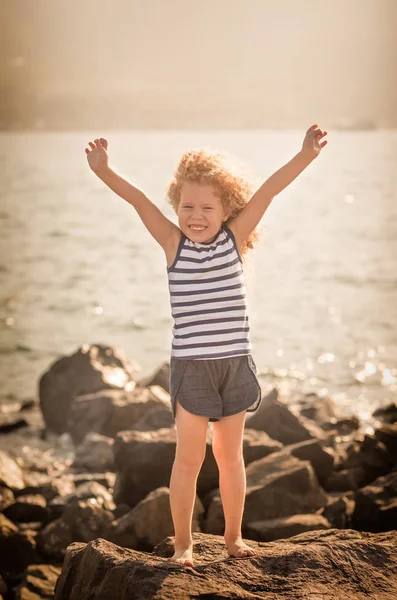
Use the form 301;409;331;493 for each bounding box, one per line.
2;0;397;126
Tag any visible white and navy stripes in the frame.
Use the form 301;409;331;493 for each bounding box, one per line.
167;224;251;360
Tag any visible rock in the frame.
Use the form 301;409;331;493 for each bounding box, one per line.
136;361;170;393
293;391;339;424
15;564;62;600
37;518;74;561
54;530;397;599
205;452;327;535
282;438;334;486
19;474;76;502
318;492;355;529
67;386;170;444
246;513;332;541
49;481;116;513
321;416;360;434
107;487;204;551
373;402;397;424
246;389;327;445
113;428;218;507
39;344;138;435
323;468;363;492
68;472;116;490
0;450;25;491
0;514;39;580
242;428;283;465
0;414;28;434
330;432;396;489
62;500;114;542
72;433;115;472
0;485;15;512
4;494;49;524
132;405;174;431
352;469;397;532
373;422;397;455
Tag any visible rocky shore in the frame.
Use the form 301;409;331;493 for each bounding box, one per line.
0;343;396;599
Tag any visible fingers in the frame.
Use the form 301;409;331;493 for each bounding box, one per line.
85;138;107;154
307;124;318;133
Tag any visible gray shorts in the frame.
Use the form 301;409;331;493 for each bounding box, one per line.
169;354;262;422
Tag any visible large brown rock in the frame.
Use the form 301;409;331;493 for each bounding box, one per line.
205;451;328;535
107;487;204;551
54;530;397;599
39;344;138;434
67;385;170;444
352;469;397;532
246;513;331;541
136;362;170;394
113;428;218;507
246;389;327;444
327;431;396;490
0;514;39;579
72;433;115;472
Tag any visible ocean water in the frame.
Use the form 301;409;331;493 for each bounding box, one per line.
1;130;396;429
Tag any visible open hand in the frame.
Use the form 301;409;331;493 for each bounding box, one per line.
85;138;109;174
302;125;328;159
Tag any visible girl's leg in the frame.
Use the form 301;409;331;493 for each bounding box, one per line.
212;410;257;558
168;400;209;566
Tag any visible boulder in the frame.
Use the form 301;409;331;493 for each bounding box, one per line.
292;391;339;424
352;469;397;532
67;385;170;444
0;514;39;580
39;344;138;434
205;452;327;535
107;487;204;551
282;438;334;486
373;402;397;424
15;564;62;600
136;362;170;393
0;450;25;491
113;428;218;507
4;494;49;524
318;492;355;529
38;499;114;560
49;481;116;514
18;474;76;502
241;428;283;465
246;513;332;541
72;433;115;472
53;530;397;599
246;389;327;445
327;432;396;490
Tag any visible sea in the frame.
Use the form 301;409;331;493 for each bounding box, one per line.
1;129;396;432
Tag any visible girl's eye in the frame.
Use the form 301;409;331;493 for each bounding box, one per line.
204;207;213;210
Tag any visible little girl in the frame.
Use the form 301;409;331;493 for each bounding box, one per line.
85;125;327;566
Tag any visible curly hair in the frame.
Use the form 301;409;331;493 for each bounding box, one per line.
166;148;261;259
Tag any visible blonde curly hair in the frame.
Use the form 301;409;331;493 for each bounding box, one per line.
166;149;261;259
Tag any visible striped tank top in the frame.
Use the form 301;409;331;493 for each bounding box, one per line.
167;224;251;360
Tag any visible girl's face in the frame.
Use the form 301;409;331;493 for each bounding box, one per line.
177;182;229;243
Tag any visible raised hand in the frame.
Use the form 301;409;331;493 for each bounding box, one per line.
85;138;109;174
302;125;328;159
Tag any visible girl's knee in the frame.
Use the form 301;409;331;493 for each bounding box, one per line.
174;452;205;474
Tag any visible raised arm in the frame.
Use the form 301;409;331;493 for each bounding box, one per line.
85;138;181;253
227;125;328;249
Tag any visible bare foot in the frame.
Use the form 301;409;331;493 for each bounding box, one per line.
225;536;257;559
167;545;194;567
